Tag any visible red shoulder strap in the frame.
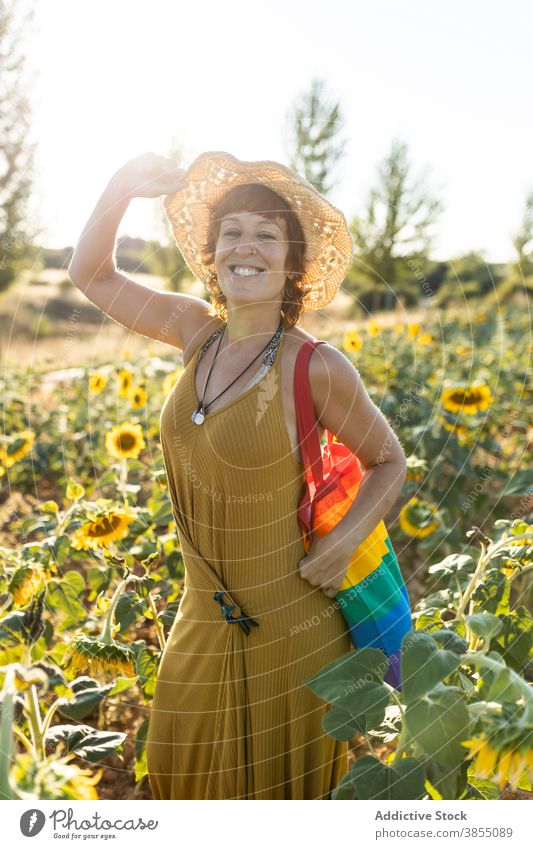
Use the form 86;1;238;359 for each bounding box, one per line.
294;339;326;488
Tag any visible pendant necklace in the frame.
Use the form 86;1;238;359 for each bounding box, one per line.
191;318;284;425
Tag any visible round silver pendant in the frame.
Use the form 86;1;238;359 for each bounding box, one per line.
191;410;205;425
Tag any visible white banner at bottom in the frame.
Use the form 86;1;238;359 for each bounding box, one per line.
2;799;530;848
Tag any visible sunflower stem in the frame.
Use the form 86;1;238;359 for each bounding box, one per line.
147;592;166;651
24;684;46;762
119;457;128;507
12;724;34;754
41;698;64;740
455;530;531;622
56;503;77;537
0;668;24;800
100;577;129;644
392;723;411;764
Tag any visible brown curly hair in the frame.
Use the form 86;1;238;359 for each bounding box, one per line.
199;183;308;329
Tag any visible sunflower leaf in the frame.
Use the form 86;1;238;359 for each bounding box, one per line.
45;724;125;762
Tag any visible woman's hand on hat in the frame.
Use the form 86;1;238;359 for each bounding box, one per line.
113;152;187;200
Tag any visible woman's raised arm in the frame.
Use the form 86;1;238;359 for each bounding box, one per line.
67;153;211;350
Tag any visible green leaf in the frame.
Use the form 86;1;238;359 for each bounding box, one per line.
468;612;503;641
46;572;87;628
401;632;462;702
463;777;500;799
108;676;137;696
134;643;160;699
57;676;114;721
472;569;510;615
428;554;474;577
502;469;533;495
489;607;533;672
429;629;468;655
66;479;85;501
135;717;149;783
425;754;469;800
304;648;390;726
40;501;59;514
146;493;173;526
414;609;445;631
51;534;72;568
45;724;125;762
332;756;426;800
474;654;533;712
404;685;471;769
114;591;147;632
322;705;359;741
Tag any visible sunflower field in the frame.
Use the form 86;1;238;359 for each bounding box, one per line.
0;306;531;800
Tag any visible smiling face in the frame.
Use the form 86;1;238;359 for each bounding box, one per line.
200;182;308;326
214;211;291;309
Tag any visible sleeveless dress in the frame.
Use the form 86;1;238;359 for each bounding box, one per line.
145;328;353;800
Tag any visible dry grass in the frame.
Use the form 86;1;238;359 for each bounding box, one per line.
1;268;425;371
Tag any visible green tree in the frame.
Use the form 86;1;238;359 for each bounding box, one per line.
141;137;191;292
284;77;346;196
348;138;443;312
0;0;40;294
511;190;533;279
435;252;506;305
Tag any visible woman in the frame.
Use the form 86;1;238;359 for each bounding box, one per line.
68;151;407;800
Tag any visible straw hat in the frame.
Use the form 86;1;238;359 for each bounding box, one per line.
163;151;354;311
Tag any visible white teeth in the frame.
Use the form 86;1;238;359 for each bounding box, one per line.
231;266;263;276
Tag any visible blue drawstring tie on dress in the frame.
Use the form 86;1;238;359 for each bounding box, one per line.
213;591;259;636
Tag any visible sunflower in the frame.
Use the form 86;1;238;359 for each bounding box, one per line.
343;329;363;353
163;368;183;396
407;322;421;338
117;368;134;397
437;414;476;447
500;531;533;577
105;421;146;460
70;506;137;551
9;563;48;607
399;496;440;538
88;372;108;394
440;383;492;416
10;663;49;692
366;319;382;337
405;455;428;482
0;430;35;469
416;332;433;346
12;753;103;800
462;736;532;792
129;385;147;410
63;633;136;678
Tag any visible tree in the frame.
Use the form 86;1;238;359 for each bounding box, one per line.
511;190;533;279
348;138;443;312
141;137;191;292
0;0;40;294
283;77;346;197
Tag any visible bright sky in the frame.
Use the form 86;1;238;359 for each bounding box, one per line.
24;0;533;262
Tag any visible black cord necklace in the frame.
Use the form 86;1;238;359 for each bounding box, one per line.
191;317;284;425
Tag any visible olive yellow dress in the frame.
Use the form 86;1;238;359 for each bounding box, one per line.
146;331;353;799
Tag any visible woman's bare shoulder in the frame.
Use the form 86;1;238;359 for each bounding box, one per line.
181;313;225;368
283;324;318;349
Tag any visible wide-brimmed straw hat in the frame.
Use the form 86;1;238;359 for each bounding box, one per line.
163;151;354;311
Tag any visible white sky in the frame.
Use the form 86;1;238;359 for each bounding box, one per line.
23;0;533;261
